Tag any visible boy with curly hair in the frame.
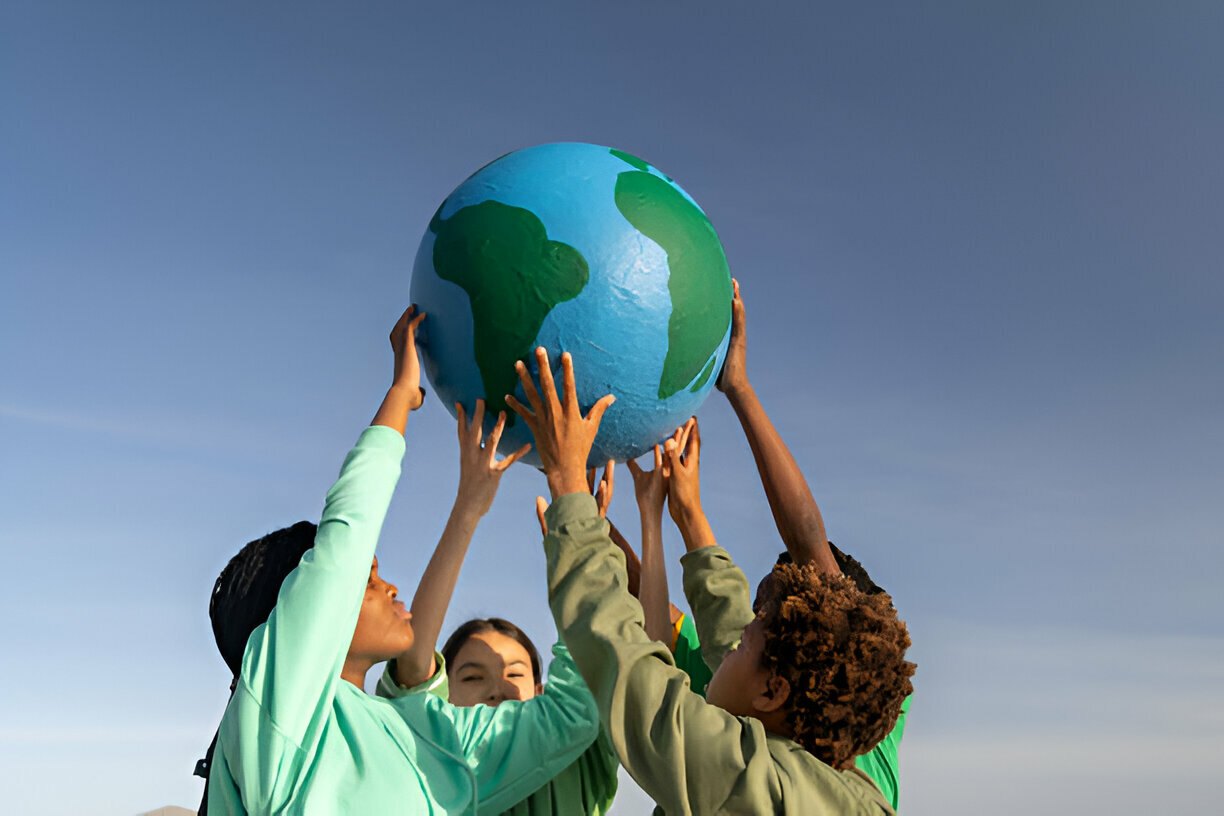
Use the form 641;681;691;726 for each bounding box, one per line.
510;347;915;814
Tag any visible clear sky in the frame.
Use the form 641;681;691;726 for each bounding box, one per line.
2;3;1222;814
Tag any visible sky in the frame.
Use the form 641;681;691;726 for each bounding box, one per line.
2;2;1222;813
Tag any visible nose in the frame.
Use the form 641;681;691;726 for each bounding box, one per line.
500;679;525;701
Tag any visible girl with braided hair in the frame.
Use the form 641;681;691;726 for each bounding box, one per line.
198;307;601;815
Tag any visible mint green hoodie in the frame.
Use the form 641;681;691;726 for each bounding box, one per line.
378;652;620;816
207;426;600;815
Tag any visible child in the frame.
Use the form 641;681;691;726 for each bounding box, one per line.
372;401;620;815
201;308;600;815
713;278;913;809
508;347;915;814
380;617;622;815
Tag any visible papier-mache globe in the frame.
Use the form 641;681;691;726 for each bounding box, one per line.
410;142;732;466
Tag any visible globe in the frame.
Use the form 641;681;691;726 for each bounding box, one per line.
410;142;732;466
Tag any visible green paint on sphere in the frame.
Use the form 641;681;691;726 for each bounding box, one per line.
613;171;732;399
431;200;589;418
689;354;717;393
609;147;652;173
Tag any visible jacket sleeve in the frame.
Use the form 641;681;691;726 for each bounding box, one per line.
544;493;785;815
377;652;449;701
396;643;601;816
679;546;757;674
229;425;404;803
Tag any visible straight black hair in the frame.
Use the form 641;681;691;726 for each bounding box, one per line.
441;618;543;684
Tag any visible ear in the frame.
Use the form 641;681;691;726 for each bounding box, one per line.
534;682;545;697
753;673;791;714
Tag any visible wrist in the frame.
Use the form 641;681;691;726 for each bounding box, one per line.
547;468;589;499
723;380;754;403
389;382;426;410
679;514;717;551
447;496;485;527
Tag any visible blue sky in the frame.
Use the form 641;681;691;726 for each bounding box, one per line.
2;3;1221;813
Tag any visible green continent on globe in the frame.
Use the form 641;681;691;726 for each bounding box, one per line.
431;200;589;419
613;170;732;399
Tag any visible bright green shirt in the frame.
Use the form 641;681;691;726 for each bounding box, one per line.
670;613;713;697
544;493;893;815
379;652;620;816
672;548;912;811
208;427;601;815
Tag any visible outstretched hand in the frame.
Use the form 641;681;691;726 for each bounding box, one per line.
455;400;532;519
626;444;667;521
506;347;615;499
715;278;748;396
373;305;427;435
391;305;428;407
664;417;702;528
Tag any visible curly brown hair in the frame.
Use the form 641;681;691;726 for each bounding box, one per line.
758;563;915;770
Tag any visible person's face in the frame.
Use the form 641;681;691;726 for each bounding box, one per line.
705;615;775;718
348;557;414;662
447;631;542;707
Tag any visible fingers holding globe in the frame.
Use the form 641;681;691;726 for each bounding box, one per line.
410;141;733;467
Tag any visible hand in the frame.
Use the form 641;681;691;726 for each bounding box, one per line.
626;444;667;521
587;462;615;519
715;278;748;397
390;305;428;410
664;417;702;528
506;347;616;499
454;400;531;519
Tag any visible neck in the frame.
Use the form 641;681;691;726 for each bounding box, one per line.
759;712;795;742
341;656;372;689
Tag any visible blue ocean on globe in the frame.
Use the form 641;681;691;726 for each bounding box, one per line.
410;141;732;466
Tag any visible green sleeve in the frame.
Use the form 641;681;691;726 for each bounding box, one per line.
389;642;602;815
671;613;713;697
679;547;757;674
225;425;405;810
854;695;911;810
545;493;820;814
377;651;449;701
379;645;614;815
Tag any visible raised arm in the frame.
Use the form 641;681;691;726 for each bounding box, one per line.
717;280;839;575
238;307;422;747
510;349;787;814
389;642;602;815
390;401;531;688
627;444;672;645
665;417;757;672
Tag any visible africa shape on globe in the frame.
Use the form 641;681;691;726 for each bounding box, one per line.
410;142;732;466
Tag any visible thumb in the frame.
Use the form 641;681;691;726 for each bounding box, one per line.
535;496;549;537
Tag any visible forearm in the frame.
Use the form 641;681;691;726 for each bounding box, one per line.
545;493;762;813
726;383;838;574
396;501;481;686
638;511;671;644
371;384;418;437
674;504;718;553
247;426;404;736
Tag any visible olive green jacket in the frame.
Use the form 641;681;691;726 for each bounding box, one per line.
544;493;894;815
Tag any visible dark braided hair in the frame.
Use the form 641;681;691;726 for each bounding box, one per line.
758;563;915;770
195;521;319;813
